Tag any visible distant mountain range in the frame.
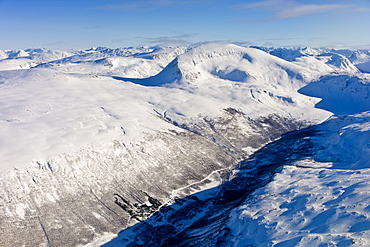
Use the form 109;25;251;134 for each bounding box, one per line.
1;44;369;72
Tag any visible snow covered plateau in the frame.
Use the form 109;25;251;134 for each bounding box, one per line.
0;43;369;246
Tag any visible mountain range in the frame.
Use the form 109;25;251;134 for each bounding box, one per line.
0;43;369;246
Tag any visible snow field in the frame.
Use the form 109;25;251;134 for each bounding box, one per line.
1;43;338;174
229;164;370;246
0;43;370;246
228;112;370;247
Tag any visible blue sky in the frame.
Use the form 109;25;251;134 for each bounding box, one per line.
0;0;369;50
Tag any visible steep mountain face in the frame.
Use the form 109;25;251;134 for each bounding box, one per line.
0;43;369;246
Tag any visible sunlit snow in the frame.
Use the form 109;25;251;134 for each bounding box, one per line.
0;43;369;247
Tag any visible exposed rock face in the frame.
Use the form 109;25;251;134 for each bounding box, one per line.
0;111;307;246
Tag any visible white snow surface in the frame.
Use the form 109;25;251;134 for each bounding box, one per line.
0;68;174;173
228;112;370;246
0;43;340;175
1;43;370;246
299;74;370;115
348;50;370;73
265;47;361;74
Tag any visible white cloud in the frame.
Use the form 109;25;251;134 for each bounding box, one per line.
354;7;370;12
276;4;346;19
235;0;351;22
137;33;198;46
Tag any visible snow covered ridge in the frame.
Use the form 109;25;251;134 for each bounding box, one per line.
1;44;369;73
299;73;370;115
0;46;190;72
0;42;369;246
257;46;370;74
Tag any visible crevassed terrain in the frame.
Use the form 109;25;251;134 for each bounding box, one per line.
0;43;369;246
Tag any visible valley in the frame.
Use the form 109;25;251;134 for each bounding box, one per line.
0;43;369;246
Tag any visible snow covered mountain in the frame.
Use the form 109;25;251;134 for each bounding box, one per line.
348;50;370;73
259;46;363;74
226;112;370;247
0;43;369;246
104;112;370;247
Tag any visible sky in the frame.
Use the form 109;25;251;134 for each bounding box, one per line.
0;0;369;50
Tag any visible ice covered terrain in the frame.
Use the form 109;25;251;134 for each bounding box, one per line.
0;43;369;246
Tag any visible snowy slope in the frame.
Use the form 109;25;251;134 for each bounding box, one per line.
299;73;370;115
348;50;370;73
0;43;369;247
0;69;175;173
0;48;77;70
120;43;330;122
0;46;188;73
227;112;370;247
103;111;370;247
263;47;361;74
0;43;333;174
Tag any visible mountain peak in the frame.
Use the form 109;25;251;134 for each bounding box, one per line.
124;43;297;86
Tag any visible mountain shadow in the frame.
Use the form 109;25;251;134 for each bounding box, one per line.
112;76;169;87
299;74;370;115
102;126;320;246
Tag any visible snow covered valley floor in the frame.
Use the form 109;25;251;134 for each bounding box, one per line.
0;43;370;246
